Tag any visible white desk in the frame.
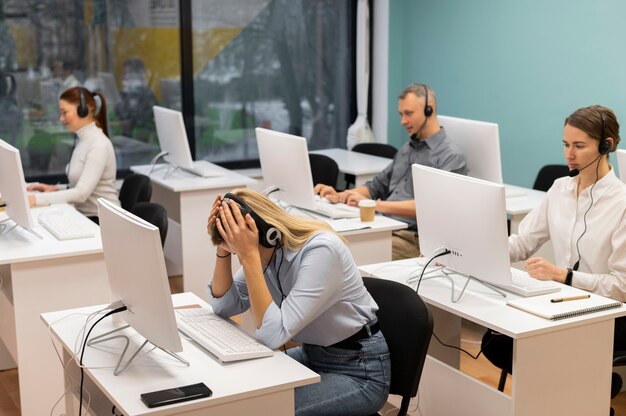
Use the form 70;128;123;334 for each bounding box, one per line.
41;293;319;416
359;258;626;416
0;204;111;416
287;206;407;265
310;148;393;186
130;162;256;299
504;184;546;234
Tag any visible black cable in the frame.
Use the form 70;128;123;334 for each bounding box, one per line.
431;331;485;360
415;249;451;293
79;306;127;416
572;158;601;271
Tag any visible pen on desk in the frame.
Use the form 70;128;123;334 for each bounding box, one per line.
550;294;590;303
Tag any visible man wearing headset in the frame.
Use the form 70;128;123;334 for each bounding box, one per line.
315;83;467;259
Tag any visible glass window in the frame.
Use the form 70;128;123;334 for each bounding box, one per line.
0;0;355;179
1;0;180;179
191;0;356;165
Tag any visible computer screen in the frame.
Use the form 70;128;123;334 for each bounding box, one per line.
437;115;503;184
0;139;37;234
617;149;626;183
153;105;195;171
97;198;182;354
412;163;511;287
255;127;318;210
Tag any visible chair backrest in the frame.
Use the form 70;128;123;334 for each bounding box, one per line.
352;142;398;159
131;202;168;246
309;153;339;187
362;276;433;416
119;173;152;211
533;165;569;192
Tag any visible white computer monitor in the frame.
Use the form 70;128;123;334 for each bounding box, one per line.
97;198;182;364
152;105;220;177
616;149;626;183
438;115;503;184
255;127;319;210
412;163;512;287
153;105;195;169
0;139;37;235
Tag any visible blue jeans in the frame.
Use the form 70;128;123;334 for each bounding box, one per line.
287;331;391;416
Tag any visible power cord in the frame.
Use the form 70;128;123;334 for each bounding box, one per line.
415;248;451;293
78;305;127;416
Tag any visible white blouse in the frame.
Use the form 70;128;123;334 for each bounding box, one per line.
509;168;626;301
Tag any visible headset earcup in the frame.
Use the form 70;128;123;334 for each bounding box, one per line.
424;106;433;117
266;227;282;247
77;89;88;118
599;139;611;155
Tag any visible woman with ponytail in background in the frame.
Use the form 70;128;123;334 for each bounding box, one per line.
27;86;120;223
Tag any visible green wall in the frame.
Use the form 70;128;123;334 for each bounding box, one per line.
387;0;626;186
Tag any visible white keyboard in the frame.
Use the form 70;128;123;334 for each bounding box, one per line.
181;162;223;178
504;268;561;297
310;197;360;219
176;308;273;362
38;212;94;240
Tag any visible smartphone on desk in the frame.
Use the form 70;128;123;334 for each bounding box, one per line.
140;382;212;408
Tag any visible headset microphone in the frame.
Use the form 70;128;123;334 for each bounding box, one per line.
568;153;603;177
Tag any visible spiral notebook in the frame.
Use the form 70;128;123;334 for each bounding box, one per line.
507;292;623;320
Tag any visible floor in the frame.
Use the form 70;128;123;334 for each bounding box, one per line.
2;276;626;415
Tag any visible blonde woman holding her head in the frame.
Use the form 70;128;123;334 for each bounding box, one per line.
207;188;390;416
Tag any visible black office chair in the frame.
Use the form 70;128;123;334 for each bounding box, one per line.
131;202;168;247
345;143;397;188
532;164;570;192
309;153;340;187
362;276;433;416
119;173;152;211
352;142;398;159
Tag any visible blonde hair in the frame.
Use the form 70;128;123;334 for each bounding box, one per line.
209;188;346;251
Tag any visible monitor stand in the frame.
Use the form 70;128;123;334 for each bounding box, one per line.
410;250;507;303
87;325;189;376
0;218;42;239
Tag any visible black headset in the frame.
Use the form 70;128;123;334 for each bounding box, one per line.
77;87;89;118
598;110;611;155
222;193;282;248
422;84;433;117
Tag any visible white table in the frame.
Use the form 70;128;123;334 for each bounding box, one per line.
41;292;319;416
504;184;546;233
287;206;407;265
310;148;393;186
0;204;111;416
359;258;626;416
130;162;256;298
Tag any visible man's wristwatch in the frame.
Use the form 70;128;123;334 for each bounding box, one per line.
565;268;573;286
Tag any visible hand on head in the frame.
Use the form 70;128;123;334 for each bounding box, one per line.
210;196;259;258
524;257;566;282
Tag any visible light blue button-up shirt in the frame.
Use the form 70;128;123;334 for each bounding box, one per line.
208;232;378;349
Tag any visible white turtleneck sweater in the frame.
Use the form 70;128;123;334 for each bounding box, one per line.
35;122;120;216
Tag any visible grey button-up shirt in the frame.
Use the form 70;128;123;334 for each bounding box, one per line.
365;127;467;229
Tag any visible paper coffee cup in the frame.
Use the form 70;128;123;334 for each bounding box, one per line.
358;199;376;222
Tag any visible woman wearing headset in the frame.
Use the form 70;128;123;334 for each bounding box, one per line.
27;87;119;223
207;188;390;416
483;105;626;409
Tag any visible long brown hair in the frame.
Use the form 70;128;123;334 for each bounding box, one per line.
59;87;109;136
209;188;346;251
564;105;621;155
